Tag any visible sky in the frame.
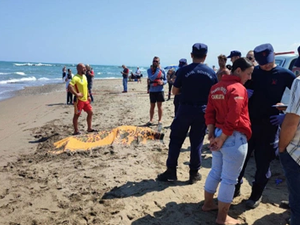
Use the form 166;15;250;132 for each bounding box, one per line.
1;0;300;68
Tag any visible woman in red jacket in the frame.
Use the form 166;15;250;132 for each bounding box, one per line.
202;57;253;225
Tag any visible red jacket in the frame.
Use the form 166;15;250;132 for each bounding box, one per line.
205;75;252;140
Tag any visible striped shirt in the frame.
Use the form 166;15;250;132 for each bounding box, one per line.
286;77;300;165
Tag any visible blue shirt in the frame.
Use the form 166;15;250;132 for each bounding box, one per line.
173;63;217;106
245;65;295;120
147;67;167;92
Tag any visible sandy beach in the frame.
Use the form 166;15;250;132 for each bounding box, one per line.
0;79;290;225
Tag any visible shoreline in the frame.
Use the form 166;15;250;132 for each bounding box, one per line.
0;78;126;102
0;78;290;225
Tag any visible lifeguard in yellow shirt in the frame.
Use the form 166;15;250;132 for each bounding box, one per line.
68;63;96;135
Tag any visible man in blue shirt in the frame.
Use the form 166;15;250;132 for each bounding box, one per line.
157;43;218;184
235;43;295;208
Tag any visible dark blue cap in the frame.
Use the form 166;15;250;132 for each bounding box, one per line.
227;50;241;58
192;43;208;56
254;43;275;65
298;46;300;53
178;58;187;67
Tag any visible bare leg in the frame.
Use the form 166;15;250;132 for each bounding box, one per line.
149;103;155;122
216;201;241;225
157;102;163;122
202;191;218;212
86;110;93;131
73;114;80;133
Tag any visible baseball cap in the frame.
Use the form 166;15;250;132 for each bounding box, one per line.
192;43;208;56
254;43;275;65
227;50;241;58
178;58;187;67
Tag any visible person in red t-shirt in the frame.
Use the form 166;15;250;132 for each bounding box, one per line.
202;58;253;225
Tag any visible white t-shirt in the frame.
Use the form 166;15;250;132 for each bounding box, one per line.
286;77;300;165
65;74;73;89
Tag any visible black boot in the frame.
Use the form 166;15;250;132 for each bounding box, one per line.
189;170;201;184
233;182;241;198
246;182;264;209
157;167;177;182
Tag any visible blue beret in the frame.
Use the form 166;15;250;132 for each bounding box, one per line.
192;43;208;56
254;43;274;65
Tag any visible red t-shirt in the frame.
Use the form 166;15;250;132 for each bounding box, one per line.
205;75;252;140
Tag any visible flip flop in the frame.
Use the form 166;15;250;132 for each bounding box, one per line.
145;122;153;126
87;129;98;133
72;131;81;135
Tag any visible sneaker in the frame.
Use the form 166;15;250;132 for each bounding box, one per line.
157;168;177;182
245;196;262;209
189;170;201;184
157;122;163;132
279;200;290;209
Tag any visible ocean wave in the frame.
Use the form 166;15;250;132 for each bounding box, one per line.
14;63;52;67
15;72;26;76
0;76;36;84
97;77;120;80
0;72;26;76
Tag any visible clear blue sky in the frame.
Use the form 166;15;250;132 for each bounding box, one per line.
1;0;299;68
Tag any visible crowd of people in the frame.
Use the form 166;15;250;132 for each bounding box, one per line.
64;43;300;224
145;43;299;225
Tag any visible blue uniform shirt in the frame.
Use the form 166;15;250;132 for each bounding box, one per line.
173;63;217;106
245;65;295;120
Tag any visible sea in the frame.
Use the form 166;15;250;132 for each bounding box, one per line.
0;61;147;101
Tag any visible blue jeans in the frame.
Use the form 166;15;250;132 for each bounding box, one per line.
123;78;128;91
205;129;247;203
279;151;300;225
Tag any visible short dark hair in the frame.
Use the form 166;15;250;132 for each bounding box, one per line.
218;54;227;62
192;53;206;59
232;57;253;73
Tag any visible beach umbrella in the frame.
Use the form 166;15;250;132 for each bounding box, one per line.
164;65;178;70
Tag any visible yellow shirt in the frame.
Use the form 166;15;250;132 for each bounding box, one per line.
70;74;88;101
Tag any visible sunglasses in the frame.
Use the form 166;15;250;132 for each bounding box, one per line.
247;57;253;61
153;60;159;63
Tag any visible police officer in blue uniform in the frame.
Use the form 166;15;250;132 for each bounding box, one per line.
235;43;295;208
173;58;188;116
157;43;218;184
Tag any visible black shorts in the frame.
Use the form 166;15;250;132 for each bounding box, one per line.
149;91;165;103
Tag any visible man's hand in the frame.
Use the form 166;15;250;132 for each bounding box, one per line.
270;114;286;126
157;80;163;85
77;92;83;98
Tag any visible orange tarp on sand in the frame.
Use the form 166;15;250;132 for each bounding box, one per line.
51;125;164;154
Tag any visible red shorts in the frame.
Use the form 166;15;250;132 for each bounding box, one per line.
74;99;92;115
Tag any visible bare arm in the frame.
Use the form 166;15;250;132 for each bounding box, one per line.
172;86;180;95
279;113;300;152
68;84;83;98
